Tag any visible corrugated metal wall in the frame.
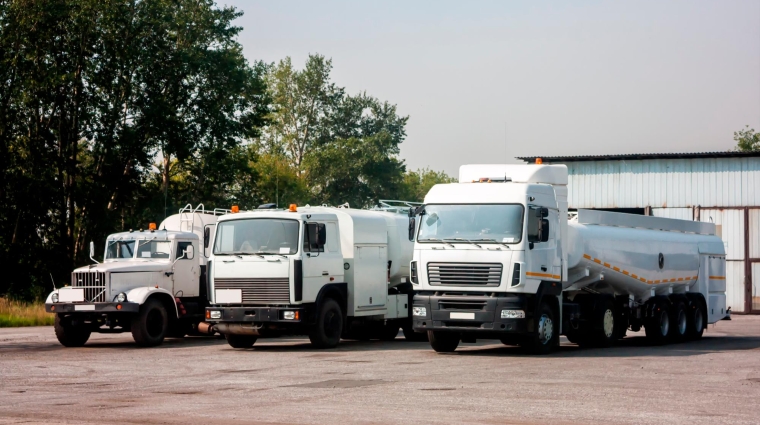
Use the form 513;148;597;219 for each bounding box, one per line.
562;157;760;313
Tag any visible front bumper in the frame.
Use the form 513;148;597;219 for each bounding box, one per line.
413;293;531;336
45;302;140;314
205;305;314;325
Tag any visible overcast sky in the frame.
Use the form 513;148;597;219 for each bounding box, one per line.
223;0;760;176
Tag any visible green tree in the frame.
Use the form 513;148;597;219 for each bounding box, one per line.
400;168;457;202
735;125;760;152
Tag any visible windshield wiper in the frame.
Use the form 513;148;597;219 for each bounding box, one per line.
418;238;455;248
445;238;482;248
258;252;288;259
472;238;511;249
226;251;264;259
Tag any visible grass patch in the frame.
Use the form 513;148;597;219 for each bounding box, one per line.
0;298;54;327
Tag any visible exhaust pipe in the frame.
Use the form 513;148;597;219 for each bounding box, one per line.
197;322;216;335
214;323;263;336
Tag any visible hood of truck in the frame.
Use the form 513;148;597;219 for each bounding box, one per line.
212;256;290;279
416;246;515;291
73;261;171;274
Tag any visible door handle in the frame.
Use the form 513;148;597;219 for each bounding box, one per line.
322;271;329;276
541;266;547;272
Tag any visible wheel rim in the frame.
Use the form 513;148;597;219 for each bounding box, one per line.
324;309;340;339
659;311;669;337
146;309;163;338
677;310;687;335
603;309;615;338
538;314;554;345
694;308;704;333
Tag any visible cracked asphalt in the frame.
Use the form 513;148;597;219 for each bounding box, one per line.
1;316;759;425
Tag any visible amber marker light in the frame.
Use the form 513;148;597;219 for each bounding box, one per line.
535;158;543;164
231;205;240;213
289;204;298;212
205;310;210;319
148;222;157;231
116;304;122;310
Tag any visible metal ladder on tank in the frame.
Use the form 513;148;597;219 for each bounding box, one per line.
375;200;423;214
178;204;206;233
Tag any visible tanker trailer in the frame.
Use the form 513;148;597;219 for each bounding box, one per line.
411;163;728;354
204;203;418;349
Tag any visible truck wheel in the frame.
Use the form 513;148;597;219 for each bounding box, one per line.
645;300;670;345
131;298;168;347
499;336;521;346
377;322;400;341
686;297;706;340
309;298;343;349
54;315;91;347
590;298;616;347
520;301;557;355
670;301;688;342
402;324;428;342
225;334;257;348
428;331;459;352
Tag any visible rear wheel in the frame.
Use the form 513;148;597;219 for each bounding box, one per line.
686;296;706;340
428;331;459;353
590;298;616;347
54;315;91;347
520;301;558;355
670;301;688;342
309;298;343;348
402;324;428;342
645;300;670;345
225;334;257;348
131;298;169;347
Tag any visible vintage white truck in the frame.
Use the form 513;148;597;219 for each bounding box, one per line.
203;202;421;349
410;163;729;354
45;205;227;347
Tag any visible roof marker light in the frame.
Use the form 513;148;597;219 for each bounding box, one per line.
289;204;298;212
148;223;157;231
535;158;543;164
231;205;239;213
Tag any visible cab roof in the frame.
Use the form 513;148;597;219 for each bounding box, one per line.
107;230;198;241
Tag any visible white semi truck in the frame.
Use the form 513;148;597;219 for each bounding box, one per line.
411;163;729;354
45;205;227;347
203;202;420;349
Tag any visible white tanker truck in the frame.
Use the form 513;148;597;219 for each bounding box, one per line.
203;202;420;349
411;163;728;354
45;204;228;347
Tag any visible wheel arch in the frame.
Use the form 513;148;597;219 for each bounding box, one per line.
315;283;348;318
125;287;178;318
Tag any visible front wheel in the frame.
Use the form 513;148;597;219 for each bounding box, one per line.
520;301;557;355
131;298;169;347
309;298;343;349
226;334;257;348
54;315;91;347
428;331;460;353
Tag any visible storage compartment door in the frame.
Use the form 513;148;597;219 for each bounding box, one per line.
353;245;387;311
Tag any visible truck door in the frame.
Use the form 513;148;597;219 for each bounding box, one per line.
301;221;343;303
173;241;199;297
527;206;560;281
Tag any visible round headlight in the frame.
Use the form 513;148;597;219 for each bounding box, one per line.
51;293;59;303
116;292;127;303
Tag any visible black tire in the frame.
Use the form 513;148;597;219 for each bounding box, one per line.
645;300;670;345
590;298;617;347
521;301;558;355
377;322;400;341
402;325;428;342
166;320;191;339
685;296;706;340
564;324;587;346
309;298;343;348
428;331;459;352
225;333;257;348
670;300;688;342
54;315;91;347
131;298;169;347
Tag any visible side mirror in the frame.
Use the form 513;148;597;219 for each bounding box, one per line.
89;241;95;258
527;208;541;243
540;207;549;218
317;223;326;246
307;222;326;249
408;207;416;218
185;245;195;260
540;219;550;242
408;217;416;241
204;227;210;248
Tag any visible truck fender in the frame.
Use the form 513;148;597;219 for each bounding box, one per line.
315;282;348;321
532;281;561;333
124;287;179;318
45;291;56;304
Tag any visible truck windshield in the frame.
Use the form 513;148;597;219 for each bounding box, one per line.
106;240;136;259
214;219;299;255
136;240;172;259
417;204;525;244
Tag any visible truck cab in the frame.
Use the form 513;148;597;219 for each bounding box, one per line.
45;204;226;347
205;203;416;349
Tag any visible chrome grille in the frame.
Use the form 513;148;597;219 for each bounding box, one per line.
427;263;502;286
71;271;107;302
214;278;290;304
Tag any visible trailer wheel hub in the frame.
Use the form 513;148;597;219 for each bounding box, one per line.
537;314;553;345
603;309;614;338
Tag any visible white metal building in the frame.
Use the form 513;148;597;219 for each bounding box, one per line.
518;152;760;314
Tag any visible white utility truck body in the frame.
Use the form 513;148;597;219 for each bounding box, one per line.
205;203;418;348
411;163;728;353
45;205;228;347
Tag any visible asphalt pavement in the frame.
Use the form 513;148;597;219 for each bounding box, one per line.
1;316;759;425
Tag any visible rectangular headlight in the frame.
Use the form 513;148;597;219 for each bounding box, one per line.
501;309;525;319
209;310;222;319
283;311;296;320
412;306;426;317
